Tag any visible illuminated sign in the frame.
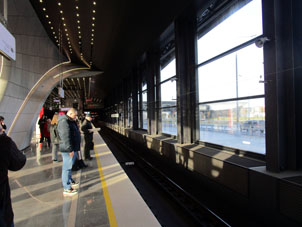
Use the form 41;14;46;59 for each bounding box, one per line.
0;22;16;61
111;113;119;118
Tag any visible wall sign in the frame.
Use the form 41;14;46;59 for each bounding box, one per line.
0;22;15;61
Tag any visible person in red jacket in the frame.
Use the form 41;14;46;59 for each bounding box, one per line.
43;118;51;148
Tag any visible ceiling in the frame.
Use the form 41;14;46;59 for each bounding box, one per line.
29;0;197;105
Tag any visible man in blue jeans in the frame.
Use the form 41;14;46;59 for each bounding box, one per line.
57;108;80;196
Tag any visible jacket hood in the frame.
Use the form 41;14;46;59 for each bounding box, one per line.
58;114;68;122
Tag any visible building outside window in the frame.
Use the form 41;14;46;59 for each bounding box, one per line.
160;58;177;135
197;0;265;154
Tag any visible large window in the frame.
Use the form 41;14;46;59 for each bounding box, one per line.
160;58;177;135
142;88;147;130
138;82;148;130
197;0;265;154
128;96;133;128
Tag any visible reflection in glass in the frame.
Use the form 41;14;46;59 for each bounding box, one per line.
162;107;177;135
199;98;265;154
197;0;262;64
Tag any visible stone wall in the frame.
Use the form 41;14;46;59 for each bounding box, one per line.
0;0;62;149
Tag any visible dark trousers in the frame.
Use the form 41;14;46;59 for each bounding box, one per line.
84;134;93;159
39;128;44;143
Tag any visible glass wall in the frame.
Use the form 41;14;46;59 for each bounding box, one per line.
138;82;147;130
128;96;133;128
197;0;265;154
160;58;177;135
142;90;147;130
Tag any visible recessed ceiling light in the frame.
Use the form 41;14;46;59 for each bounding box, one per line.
92;24;95;26
76;13;79;17
52;32;55;34
51;26;53;29
40;0;43;3
91;42;94;45
63;23;66;26
91;38;94;41
48;21;51;24
77;20;80;23
46;15;49;18
60;10;63;14
66;33;69;36
91;34;94;37
65;29;67;32
93;2;96;5
61;17;65;20
77;26;80;29
58;2;61;6
92;29;94;32
54;36;57;39
43;8;46;11
78;31;81;34
93;10;96;13
79;36;82;38
76;6;79;9
92;17;95;20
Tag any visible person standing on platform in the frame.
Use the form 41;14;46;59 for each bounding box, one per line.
50;113;59;162
57;108;80;196
43;119;51;148
38;115;46;147
81;114;94;160
0;124;26;227
71;118;87;170
0;116;7;134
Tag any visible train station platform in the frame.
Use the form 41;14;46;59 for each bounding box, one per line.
8;130;160;227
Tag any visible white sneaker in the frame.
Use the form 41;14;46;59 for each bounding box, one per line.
71;181;79;189
63;188;78;196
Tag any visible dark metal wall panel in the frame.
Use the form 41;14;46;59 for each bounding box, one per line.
249;169;278;216
292;0;302;169
132;69;139;130
175;5;199;144
279;179;302;223
263;0;300;171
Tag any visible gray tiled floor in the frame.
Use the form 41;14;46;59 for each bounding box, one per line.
9;142;110;227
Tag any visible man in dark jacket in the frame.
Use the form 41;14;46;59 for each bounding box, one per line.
57;108;80;196
0;124;26;227
81;114;94;160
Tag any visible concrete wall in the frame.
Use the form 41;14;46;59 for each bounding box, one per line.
0;0;61;148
